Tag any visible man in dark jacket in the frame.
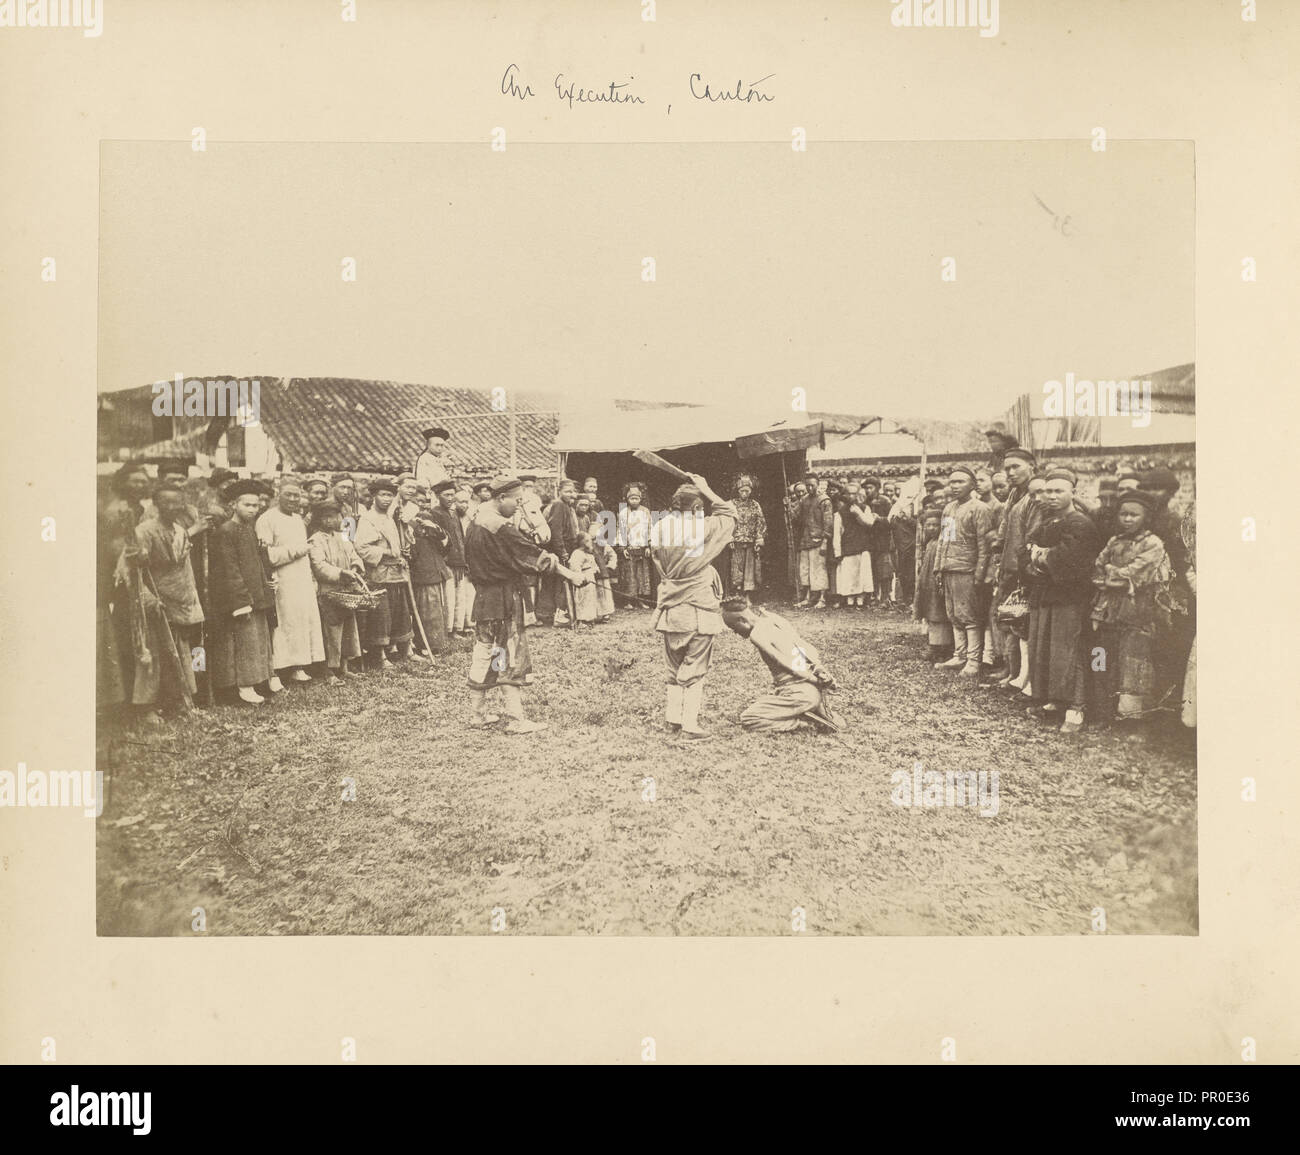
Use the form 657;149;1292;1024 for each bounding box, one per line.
796;476;831;609
535;479;579;626
208;480;277;703
1018;467;1102;733
430;479;468;635
465;476;586;732
993;448;1040;689
862;476;894;605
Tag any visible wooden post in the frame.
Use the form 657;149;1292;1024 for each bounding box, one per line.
781;453;797;596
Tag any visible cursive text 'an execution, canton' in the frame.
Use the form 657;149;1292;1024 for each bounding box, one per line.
501;63;535;99
689;73;776;103
554;74;646;108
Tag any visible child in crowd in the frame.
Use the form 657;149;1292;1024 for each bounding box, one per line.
590;525;617;622
574;493;594;534
569;532;600;626
1090;490;1172;721
914;508;953;664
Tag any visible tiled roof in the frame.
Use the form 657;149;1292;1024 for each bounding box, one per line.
256;378;559;474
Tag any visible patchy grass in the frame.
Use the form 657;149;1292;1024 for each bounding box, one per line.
96;603;1196;937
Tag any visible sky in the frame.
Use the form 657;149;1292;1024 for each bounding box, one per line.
98;139;1193;420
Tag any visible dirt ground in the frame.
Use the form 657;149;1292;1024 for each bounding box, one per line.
96;602;1197;937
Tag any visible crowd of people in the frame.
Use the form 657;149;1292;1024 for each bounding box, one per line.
96;423;1196;741
781;427;1196;736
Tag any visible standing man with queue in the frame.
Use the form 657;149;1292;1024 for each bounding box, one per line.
464;475;589;734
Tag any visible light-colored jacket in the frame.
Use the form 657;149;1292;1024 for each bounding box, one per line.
355;508;409;584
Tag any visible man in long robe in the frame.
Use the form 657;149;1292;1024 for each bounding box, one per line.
1018;467;1102;734
431;479;468;634
536;479;579;626
256;479;326;681
453;487;477;632
795;477;830;608
465;475;587;733
407;484;451;657
97;463;151;713
615;482;654;604
650;472;735;741
992;448;1040;690
133;481;206;713
862;477;894;605
209;479;277;702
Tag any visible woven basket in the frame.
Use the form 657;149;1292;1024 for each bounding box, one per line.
996;586;1029;625
320;578;386;612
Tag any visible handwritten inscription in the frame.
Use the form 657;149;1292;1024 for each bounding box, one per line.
689;73;776;103
554;73;645;108
501;63;534;100
497;65;775;108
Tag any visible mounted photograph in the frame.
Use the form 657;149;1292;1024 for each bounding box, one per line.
94;140;1195;936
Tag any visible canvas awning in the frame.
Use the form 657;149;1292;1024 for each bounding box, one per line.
554;405;824;459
